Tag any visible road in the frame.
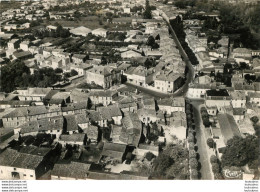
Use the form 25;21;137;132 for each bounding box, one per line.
126;15;195;99
191;99;213;180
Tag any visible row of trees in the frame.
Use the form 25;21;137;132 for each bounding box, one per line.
200;107;211;127
170;17;199;65
186;102;200;180
210;155;224;179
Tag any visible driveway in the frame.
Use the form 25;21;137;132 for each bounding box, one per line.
191;99;213;180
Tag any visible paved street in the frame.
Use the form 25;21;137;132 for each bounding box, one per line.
191;99;213;180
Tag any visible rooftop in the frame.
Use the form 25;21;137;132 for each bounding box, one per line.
51;161;91;179
0;148;44;170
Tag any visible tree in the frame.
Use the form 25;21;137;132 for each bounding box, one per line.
188;142;195;150
210;155;218;164
214;172;224;180
187;134;194;143
147;36;155;47
0;60;30;92
153;153;174;176
143;0;152;19
144;59;153;69
250;116;259;125
189;150;197;159
152;144;189;179
190;169;198;180
70;69;78;76
189;158;198;169
211;163;220;173
54;68;63;73
166;161;189;180
147;132;158;142
207;138;215;148
221;135;259;167
145;152;155;161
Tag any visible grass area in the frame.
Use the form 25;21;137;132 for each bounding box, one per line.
0;1;21;14
45;16;109;30
45;16;133;31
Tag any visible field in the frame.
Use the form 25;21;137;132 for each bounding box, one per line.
0;1;21;14
45;16;132;31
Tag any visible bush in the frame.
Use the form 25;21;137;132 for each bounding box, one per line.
210;155;218;164
250;116;259;125
214;172;224;180
188;129;195;136
188;142;195;150
211;163;220;173
54;68;63;73
190;169;198;180
189;150;197;159
145;152;156;161
189;158;198;169
187;134;194;143
207;138;215;148
70;69;78;76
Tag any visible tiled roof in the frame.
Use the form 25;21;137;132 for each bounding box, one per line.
157;97;185;107
97;104;122;120
13;51;31;58
64;115;78;132
84;125;98;140
248;92;260;98
2;106;47;118
19;116;64;134
19;146;51;157
0;148;44;170
89;90;117;97
70;89;89;102
102;142;126;159
137;108;156;118
86;65;118;76
75;113;89;124
51;161;91;179
28;87;52;95
59;133;86;142
87;110;103;122
121;112;142;147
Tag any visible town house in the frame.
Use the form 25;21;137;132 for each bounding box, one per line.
0;148;47;180
89;90;118;106
85;65;121;89
2;106;48;128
